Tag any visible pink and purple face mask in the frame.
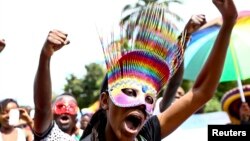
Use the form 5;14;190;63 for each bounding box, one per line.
53;100;78;115
108;78;157;115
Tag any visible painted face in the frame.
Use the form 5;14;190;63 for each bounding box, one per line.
108;78;157;115
53;100;78;115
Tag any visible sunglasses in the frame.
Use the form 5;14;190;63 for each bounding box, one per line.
53;101;78;115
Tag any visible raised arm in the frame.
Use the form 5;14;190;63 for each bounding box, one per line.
0;39;6;53
33;29;69;133
158;0;238;138
160;14;206;112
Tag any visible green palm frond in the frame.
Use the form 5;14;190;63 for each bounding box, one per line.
120;0;183;39
120;0;183;27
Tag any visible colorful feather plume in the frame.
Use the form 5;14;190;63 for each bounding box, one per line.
99;3;183;95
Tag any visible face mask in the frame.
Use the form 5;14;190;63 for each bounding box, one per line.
108;78;156;115
53;101;78;115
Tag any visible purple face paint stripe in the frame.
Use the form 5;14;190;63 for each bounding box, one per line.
111;92;154;114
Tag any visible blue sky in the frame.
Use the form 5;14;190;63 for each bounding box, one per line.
0;0;249;107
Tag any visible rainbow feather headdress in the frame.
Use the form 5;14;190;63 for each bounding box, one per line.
100;3;184;105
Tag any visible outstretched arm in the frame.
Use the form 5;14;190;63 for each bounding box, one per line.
0;39;6;53
33;29;69;133
158;0;238;138
160;14;206;112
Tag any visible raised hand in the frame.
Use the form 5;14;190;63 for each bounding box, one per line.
42;29;70;57
160;14;207;112
158;0;238;138
184;14;207;35
19;108;34;127
212;0;238;24
34;29;70;134
0;39;6;53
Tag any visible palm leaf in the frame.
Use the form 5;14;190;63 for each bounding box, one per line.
120;0;183;37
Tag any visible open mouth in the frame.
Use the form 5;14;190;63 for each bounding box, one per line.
124;114;143;133
59;115;70;124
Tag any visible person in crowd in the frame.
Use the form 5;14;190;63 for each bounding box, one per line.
32;30;82;140
17;106;34;141
33;91;83;140
154;85;204;115
174;87;185;101
154;86;185;115
0;98;34;141
80;0;238;141
0;39;6;53
80;113;93;131
239;102;250;125
221;85;250;125
53;92;83;140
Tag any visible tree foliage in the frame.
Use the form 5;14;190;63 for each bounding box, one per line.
64;63;105;109
120;0;183;26
120;0;183;39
